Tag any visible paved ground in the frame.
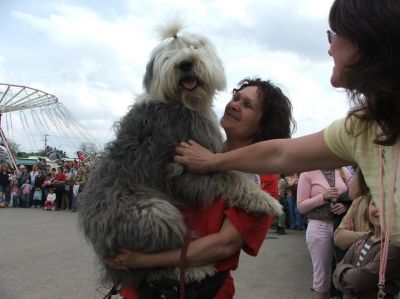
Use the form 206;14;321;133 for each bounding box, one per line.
0;208;313;299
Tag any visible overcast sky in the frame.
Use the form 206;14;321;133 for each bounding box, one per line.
0;0;349;156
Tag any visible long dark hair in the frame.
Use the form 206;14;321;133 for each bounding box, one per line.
234;78;296;142
329;0;400;146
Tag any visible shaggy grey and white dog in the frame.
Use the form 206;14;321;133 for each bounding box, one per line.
78;21;281;289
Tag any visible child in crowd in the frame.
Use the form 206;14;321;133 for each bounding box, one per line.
21;179;31;208
0;192;6;208
10;184;20;208
44;188;56;211
333;198;400;299
32;187;42;208
42;174;52;200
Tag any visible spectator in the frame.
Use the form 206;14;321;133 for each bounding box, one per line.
71;166;86;212
53;167;66;209
42;174;52;202
44;188;56;211
297;168;351;299
18;167;30;188
62;168;72;209
32;187;42;208
0;163;11;207
35;170;46;206
286;173;304;230
334;167;371;250
29;165;39;206
10;184;20;208
21;179;31;208
277;174;288;235
333;198;400;299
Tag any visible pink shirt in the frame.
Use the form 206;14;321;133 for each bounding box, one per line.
297;168;352;214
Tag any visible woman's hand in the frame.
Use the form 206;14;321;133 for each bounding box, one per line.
103;249;149;271
331;203;346;215
174;140;216;174
322;187;340;201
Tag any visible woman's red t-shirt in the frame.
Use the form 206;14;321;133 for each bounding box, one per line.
119;174;278;299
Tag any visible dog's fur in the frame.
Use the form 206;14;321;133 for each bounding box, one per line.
78;20;282;288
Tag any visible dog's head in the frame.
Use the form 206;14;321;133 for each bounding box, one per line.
143;20;226;112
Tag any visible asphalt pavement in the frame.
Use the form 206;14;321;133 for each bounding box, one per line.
0;208;313;299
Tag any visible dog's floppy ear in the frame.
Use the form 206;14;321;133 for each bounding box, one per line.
143;58;155;92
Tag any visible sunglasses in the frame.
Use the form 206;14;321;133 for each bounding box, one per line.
327;29;337;44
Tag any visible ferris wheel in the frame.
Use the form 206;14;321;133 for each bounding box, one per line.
0;83;95;169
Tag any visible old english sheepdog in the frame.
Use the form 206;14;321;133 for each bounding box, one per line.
78;21;281;289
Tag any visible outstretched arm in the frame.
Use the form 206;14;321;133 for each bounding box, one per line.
174;131;349;175
105;217;243;270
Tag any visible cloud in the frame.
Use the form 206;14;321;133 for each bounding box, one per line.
1;0;346;157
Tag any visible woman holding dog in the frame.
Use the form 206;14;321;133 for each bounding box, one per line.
175;0;400;296
105;78;295;299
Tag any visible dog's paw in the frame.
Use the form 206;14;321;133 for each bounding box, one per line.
236;189;283;216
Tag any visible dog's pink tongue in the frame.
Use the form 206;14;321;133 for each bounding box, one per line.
181;79;197;90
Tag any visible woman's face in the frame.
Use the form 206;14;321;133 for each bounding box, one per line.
368;200;380;228
220;86;263;142
328;32;359;88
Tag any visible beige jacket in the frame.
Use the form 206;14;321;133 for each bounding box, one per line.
334;195;370;249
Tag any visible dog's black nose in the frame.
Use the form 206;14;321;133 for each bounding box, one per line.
178;60;193;72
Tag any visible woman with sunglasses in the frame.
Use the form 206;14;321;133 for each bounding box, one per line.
175;0;400;271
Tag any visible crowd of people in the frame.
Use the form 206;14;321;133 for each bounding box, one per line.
0;159;89;212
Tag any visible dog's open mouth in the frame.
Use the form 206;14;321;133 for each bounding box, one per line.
180;78;198;90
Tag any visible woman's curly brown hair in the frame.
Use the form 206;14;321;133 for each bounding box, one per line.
234;77;296;143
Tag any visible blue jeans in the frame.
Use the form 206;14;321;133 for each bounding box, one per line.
71;194;78;212
22;193;30;208
287;196;305;229
295;205;304;229
287;196;297;229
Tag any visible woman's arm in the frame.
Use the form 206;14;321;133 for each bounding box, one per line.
175;131;349;175
105;217;243;270
334;245;400;294
297;173;324;214
334;203;369;249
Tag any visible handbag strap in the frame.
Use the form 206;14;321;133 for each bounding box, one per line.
377;145;400;299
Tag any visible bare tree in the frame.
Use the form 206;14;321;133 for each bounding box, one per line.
78;141;98;157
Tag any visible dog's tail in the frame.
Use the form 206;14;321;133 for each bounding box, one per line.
157;18;185;40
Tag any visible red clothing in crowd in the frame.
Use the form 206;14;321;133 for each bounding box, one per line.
54;172;66;182
120;174;278;299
